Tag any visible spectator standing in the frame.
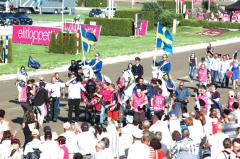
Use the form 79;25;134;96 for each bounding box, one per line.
131;57;144;81
230;59;239;90
210;54;220;84
197;64;209;86
172;81;190;118
220;55;230;88
151;88;165;114
45;76;65;122
188;52;197;81
23;129;41;156
130;89;148;125
16;66;29;101
216;138;236;159
65;73;86;123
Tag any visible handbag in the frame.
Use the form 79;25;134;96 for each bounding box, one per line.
226;70;233;78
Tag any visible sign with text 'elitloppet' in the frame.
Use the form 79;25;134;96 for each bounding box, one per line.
64;23;102;40
12;25;61;45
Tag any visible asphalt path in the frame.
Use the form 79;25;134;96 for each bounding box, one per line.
0;42;240;142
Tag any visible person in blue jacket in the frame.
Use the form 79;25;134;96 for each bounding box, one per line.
153;54;171;76
88;53;103;81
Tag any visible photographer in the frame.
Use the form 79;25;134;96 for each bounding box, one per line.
130;89;148;125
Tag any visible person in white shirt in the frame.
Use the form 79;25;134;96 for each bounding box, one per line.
24;129;42;156
208;122;229;159
45;76;65;122
39;131;61;159
216;138;236;159
210;54;220;84
65;73;86;123
76;122;97;157
127;128;150;159
60;122;79;158
220;55;231;88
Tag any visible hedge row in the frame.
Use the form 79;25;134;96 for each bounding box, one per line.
84;0;107;7
115;10;155;30
84;18;134;37
180;19;240;29
157;0;192;10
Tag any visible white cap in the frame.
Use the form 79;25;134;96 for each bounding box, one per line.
132;129;143;139
63;122;71;129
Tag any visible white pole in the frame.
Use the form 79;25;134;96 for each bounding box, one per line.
108;0;111;19
176;0;178;14
62;0;64;32
208;0;210;12
177;0;179;14
5;35;8;64
111;0;114;17
76;30;79;55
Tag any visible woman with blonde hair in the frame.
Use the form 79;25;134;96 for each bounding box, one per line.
230;59;239;89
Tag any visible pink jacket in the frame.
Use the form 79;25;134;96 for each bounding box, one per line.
198;68;208;83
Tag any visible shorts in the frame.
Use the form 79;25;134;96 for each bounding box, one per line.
108;110;119;121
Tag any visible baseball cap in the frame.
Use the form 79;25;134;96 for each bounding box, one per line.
56;136;66;145
63;122;71;129
32;129;39;136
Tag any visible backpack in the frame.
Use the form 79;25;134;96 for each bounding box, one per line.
25;148;41;159
222;150;231;159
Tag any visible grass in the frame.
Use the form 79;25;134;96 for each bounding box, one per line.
0;26;240;75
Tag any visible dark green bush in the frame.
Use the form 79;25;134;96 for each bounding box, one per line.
7;38;13;63
158;9;176;27
180;19;240;29
56;31;64;54
84;18;134;36
115;10;154;30
49;32;57;53
69;33;77;54
85;0;107;7
157;0;191;10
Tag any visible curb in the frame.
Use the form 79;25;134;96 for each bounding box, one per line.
0;37;240;81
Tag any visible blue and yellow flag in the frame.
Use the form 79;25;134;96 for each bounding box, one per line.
156;22;173;54
81;28;97;53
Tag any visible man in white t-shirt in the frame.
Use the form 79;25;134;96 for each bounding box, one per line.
45;76;65;122
65;73;86;123
208;122;229;159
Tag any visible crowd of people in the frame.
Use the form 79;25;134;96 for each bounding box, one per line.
0;46;240;159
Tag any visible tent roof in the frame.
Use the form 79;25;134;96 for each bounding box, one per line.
225;0;240;11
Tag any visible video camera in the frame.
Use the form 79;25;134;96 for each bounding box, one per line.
68;60;83;73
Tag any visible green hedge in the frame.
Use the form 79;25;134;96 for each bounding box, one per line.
157;0;192;10
84;18;134;36
115;10;155;30
85;0;107;7
180;19;240;29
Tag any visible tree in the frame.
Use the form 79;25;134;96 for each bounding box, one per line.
56;31;64;54
69;33;77;54
49;32;57;53
7;38;13;63
63;31;70;54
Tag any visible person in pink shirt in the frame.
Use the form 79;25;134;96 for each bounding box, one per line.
130;89;148;125
99;82;112;124
198;63;209;86
195;85;210;111
151;88;165;113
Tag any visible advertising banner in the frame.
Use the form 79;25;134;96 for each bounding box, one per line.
12;25;61;45
135;20;148;36
64;23;102;40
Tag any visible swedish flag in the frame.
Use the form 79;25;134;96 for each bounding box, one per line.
81;27;97;53
156;22;173;54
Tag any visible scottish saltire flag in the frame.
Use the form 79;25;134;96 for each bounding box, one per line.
156;22;174;54
28;56;40;69
81;27;97;53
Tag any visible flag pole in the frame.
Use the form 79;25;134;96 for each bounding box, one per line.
154;22;159;66
79;26;86;65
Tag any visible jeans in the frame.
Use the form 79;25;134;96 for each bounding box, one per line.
188;66;196;80
100;101;109;124
173;102;187;118
220;72;229;88
211;70;218;84
68;99;80;122
51;97;60;120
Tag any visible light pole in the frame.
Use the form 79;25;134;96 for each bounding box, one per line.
62;0;64;32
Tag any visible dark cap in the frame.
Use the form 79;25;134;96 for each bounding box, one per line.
56;136;66;145
135;57;141;61
44;131;52;139
39;81;46;88
43;126;51;133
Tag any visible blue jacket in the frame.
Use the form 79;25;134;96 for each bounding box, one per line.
88;59;103;81
154;60;171;75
